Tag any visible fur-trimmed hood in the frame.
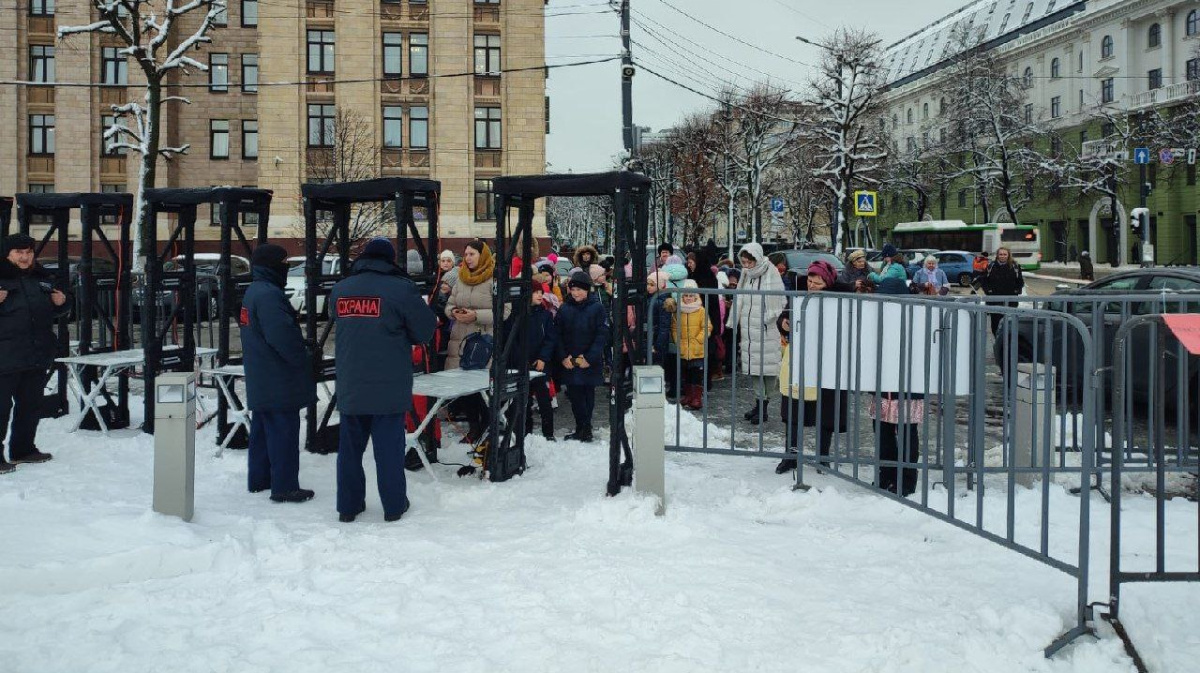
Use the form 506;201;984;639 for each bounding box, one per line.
572;245;599;270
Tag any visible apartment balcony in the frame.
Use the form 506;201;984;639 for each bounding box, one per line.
1129;80;1200;111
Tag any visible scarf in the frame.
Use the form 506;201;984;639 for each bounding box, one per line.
458;243;495;286
739;243;770;281
679;297;703;314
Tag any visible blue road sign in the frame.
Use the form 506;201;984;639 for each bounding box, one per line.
1133;147;1151;164
770;197;785;213
1159;148;1176;165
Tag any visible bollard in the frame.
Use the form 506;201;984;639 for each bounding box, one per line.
153;372;197;522
1014;362;1055;488
631;365;666;515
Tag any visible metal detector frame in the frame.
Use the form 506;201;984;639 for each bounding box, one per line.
13;192;134;419
491;172;651;491
299;177;441;452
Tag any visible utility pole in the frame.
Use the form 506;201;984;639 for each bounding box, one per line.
723;101;734;262
620;0;634;155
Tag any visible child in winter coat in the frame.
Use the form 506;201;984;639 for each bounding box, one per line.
666;280;712;410
516;281;557;441
555;271;609;442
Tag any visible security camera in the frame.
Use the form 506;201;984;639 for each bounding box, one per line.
621;65;636;79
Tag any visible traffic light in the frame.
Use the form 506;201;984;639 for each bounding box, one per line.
1129;208;1150;239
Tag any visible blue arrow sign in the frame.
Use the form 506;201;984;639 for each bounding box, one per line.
1133;147;1151;165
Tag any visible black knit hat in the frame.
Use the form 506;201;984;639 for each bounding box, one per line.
251;243;289;268
2;233;36;255
568;270;592;291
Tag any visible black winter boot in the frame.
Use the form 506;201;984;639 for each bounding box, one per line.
775;457;797;474
746;401;767;426
564;426;593;442
542;418;555;442
0;460;15;475
270;489;315;503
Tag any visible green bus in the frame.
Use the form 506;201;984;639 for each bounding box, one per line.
889;221;1041;270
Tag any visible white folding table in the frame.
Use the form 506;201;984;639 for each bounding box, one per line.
56;347;218;434
199;364;250;455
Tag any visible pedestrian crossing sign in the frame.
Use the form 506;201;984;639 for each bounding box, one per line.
853;191;878;217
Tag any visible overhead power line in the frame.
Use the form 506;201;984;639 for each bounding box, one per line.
648;0;815;68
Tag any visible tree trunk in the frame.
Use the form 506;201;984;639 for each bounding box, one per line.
134;79;163;269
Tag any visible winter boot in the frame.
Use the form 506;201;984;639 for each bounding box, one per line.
775;454;798;474
683;385;702;411
10;450;52;464
405;442;438;472
743;403;761;422
564;426;593;442
0;460;15;475
746;401;767;425
384;500;411;523
339;507;365;523
541;418;556;442
270;489;315;503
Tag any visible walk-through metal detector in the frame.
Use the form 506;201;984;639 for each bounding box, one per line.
300;177;441;452
13;192;134;421
208;188;272;446
491;172;651;491
141;188;204;433
0;197;12;239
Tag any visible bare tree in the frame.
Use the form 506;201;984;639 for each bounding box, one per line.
772;130;827;244
723;86;800;242
59;0;227;267
302;108;393;245
546;195;613;250
882;137;936;223
807;28;888;254
662;116;720;248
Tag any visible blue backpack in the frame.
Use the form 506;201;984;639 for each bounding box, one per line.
460;333;494;370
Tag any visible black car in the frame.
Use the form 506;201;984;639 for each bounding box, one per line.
997;267;1200;410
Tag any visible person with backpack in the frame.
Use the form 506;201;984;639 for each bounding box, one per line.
0;233;71;474
444;240;497;444
556;270;609;442
329;238;436;523
238;243;316;503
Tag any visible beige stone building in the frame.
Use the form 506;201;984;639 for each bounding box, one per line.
1;0;548;250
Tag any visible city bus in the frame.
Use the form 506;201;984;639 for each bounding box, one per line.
888;221;1041;270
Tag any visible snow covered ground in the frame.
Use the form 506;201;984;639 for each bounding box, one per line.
1;402;1197;673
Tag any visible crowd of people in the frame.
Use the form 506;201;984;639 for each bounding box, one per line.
0;227;1030;517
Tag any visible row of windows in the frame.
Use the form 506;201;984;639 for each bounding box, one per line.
25;114;259;161
306;30;498;76
209;120;259;160
209;53;259;92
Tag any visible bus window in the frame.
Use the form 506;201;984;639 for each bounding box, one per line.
1001;228;1038;242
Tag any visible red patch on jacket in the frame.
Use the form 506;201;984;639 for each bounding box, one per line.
238;306;250;327
337;296;382;318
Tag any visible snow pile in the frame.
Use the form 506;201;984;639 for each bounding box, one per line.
0;403;1195;672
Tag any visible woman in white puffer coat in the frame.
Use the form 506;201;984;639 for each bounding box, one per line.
726;242;786;425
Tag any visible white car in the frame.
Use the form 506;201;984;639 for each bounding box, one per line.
285;256;342;315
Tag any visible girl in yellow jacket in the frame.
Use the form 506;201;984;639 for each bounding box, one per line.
666;280;712;411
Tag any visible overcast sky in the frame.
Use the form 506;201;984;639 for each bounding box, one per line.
545;0;967;172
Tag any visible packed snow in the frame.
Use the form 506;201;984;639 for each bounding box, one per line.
1;398;1196;672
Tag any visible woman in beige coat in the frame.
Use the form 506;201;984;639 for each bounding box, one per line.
443;240;496;443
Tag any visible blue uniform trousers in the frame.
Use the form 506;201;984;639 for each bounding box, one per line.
248;409;302;496
337;413;408;518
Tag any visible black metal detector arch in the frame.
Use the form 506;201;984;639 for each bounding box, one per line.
299;177;441;453
207;188;272;446
491;172;651;492
14;192;134;421
0;197;12;239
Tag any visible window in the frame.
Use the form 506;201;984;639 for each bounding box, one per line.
1050;57;1060;78
1102;121;1115;138
241;120;258;159
410;105;429;149
1024;103;1033;123
29;46;54;83
999;13;1010;34
1100;35;1113;59
1079;88;1085;110
101;115;126;156
1051;96;1061;118
891;114;898;129
474;179;495;221
29;114;54;155
958;190;968;208
474;34;501;75
213;2;228;25
1148;68;1162;90
1022;2;1034;23
475;0;500;4
307;30;335;74
922;102;928;120
1079;129;1088;145
1101;77;1114;104
939;97;946;115
907;108;914;124
1045;1;1056;13
241;54;258;93
1077;49;1083;72
1023;66;1033;88
410;33;429;76
1187;162;1196;187
100;184;124;224
1148;23;1161;49
906;137;916;152
30;0;53;15
209;53;228;92
474;106;501;149
1188;58;1200;82
383;106;403;148
383;33;403;78
1189;10;1199;37
102;47;127;85
28;183;53;225
210;120;230;159
241;0;258;27
307;104;335;147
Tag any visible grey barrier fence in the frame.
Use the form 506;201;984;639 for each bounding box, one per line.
647;285;1200;657
1103;314;1199;673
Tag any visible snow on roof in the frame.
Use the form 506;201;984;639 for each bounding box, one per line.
883;0;1073;85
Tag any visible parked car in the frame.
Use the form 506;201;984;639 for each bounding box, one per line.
996;267;1200;410
286;256;343;315
907;250;979;287
776;249;846;274
898;248;938;265
165;253;251;320
37;256;119;321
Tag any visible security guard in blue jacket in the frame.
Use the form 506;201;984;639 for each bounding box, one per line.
239;243;316;502
330;238;436;523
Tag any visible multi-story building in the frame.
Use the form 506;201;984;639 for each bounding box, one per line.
0;0;548;251
879;0;1200;266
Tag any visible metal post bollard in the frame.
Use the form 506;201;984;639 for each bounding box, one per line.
631;365;666;515
153;372;197;522
1014;363;1055;488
